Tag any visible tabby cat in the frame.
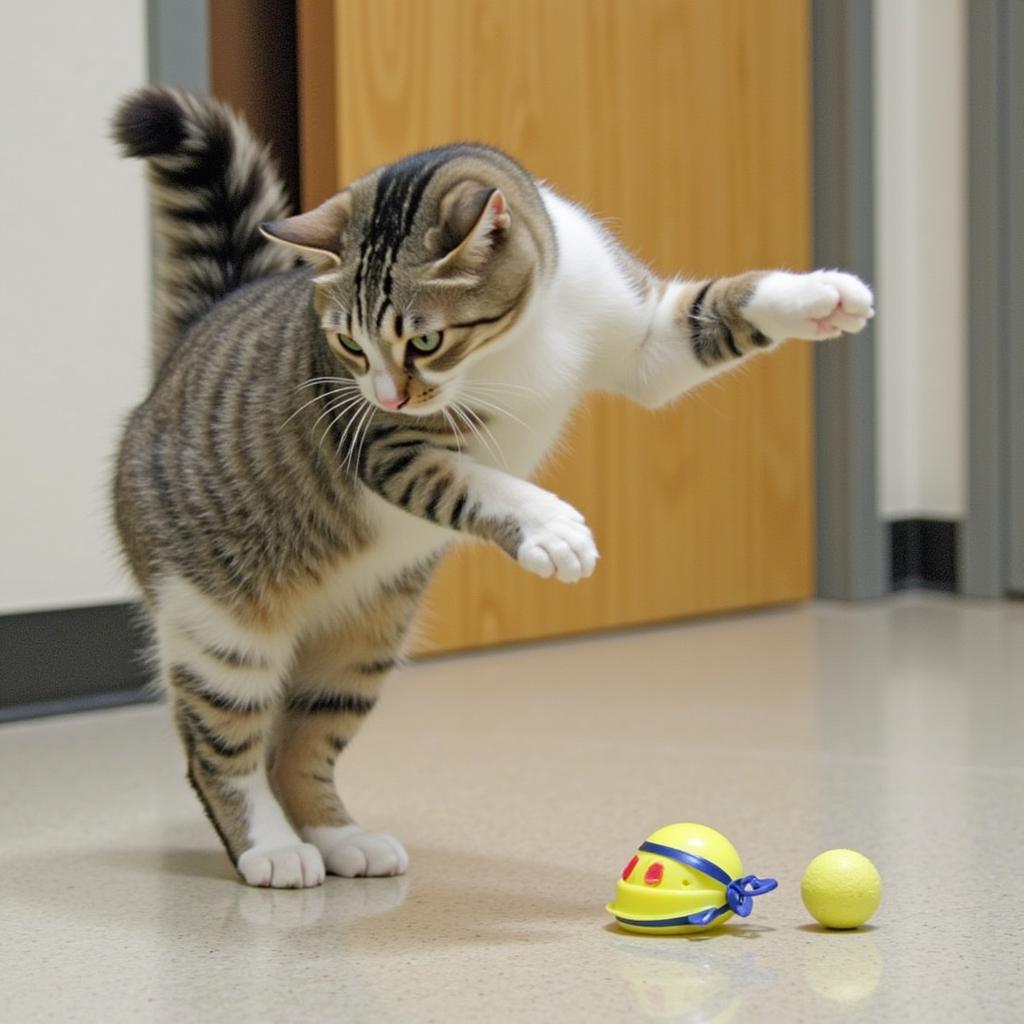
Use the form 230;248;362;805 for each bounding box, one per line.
112;88;872;888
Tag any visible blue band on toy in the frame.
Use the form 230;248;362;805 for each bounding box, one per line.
635;840;778;926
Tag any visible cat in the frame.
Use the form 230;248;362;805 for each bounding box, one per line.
112;87;873;888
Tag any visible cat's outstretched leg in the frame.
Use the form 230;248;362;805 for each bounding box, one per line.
355;425;599;584
608;269;874;408
270;579;426;877
157;582;325;888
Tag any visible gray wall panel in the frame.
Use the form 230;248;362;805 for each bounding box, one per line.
147;0;209;90
812;0;888;600
963;0;1008;597
0;604;151;719
1008;2;1024;592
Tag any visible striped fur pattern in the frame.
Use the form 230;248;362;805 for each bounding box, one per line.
112;88;873;887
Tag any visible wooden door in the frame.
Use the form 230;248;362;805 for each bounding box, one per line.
299;0;814;653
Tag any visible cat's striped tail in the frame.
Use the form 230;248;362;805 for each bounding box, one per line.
112;87;294;376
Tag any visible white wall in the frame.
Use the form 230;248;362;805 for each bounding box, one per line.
874;0;967;520
0;3;150;614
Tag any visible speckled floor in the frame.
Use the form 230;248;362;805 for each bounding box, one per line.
2;593;1023;1023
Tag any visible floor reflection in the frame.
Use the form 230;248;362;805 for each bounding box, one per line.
610;930;776;1022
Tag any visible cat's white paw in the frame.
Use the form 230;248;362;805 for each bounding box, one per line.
304;825;409;878
237;842;326;889
745;270;874;341
516;494;598;584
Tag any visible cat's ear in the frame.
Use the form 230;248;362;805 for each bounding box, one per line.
426;183;511;279
260;191;352;269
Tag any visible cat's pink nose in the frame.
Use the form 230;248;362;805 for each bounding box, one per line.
374;375;407;410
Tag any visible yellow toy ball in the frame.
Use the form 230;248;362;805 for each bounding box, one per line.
801;849;882;929
607;823;777;934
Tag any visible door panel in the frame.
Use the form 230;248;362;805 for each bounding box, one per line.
301;0;814;652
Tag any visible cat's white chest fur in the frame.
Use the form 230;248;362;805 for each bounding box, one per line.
306;188;634;636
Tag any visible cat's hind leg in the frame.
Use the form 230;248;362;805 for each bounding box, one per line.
270;582;422;878
157;583;325;888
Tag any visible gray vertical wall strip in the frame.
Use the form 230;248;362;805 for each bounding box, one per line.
143;2;210;377
962;1;1008;597
811;0;887;600
1008;4;1024;593
147;0;209;90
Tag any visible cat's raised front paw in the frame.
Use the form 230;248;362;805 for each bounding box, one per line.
745;270;874;341
237;842;326;888
516;494;598;584
304;825;409;877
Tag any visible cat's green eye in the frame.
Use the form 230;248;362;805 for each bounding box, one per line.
336;333;363;355
409;331;443;354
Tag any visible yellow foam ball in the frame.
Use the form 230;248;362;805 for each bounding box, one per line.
801;850;881;929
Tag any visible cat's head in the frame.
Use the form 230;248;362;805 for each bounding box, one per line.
262;147;554;415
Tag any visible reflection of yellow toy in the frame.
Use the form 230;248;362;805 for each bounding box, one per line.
801;849;881;929
607;823;778;934
617;947;745;1021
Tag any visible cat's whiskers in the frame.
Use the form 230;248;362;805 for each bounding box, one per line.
459;388;535;434
295;375;356;392
333;396;369;462
451;401;505;467
467;406;508;468
318;400;363;456
342;401;376;476
442;408;465;454
338;402;367;473
350;403;377;475
461;378;540;397
281;384;361;430
314;393;368;449
313;391;365;427
446;403;480;456
353;408;377;477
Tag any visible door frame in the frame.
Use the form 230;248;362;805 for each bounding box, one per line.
962;0;1023;596
146;0;208;92
810;0;888;600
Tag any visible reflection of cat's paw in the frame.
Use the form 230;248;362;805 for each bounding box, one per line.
237;886;326;929
304;825;409;877
237;842;326;888
746;270;874;341
517;494;598;584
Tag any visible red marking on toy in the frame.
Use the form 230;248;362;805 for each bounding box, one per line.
644;862;664;886
622;855;639;881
